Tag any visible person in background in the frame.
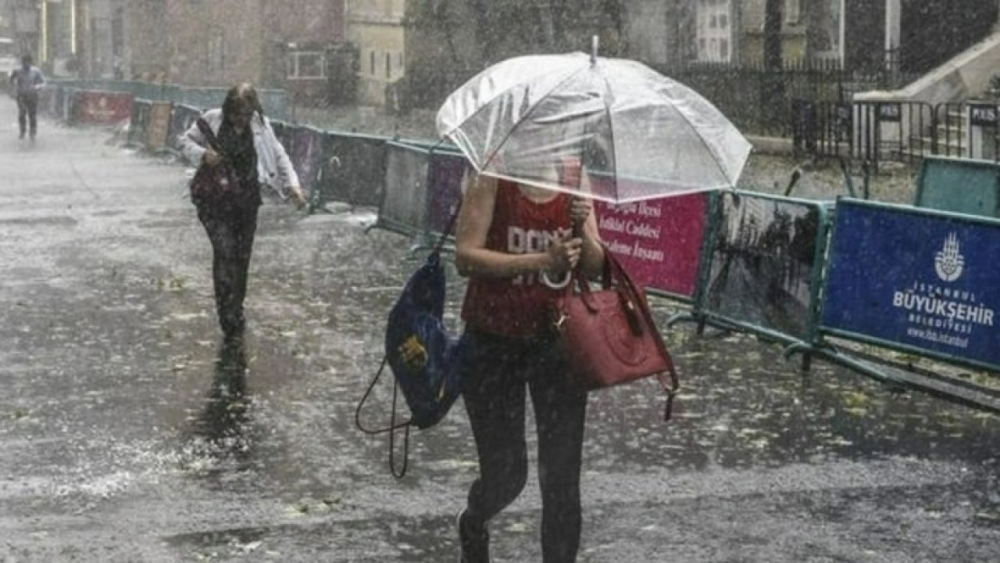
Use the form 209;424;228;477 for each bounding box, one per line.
9;54;44;141
453;165;605;563
178;83;306;339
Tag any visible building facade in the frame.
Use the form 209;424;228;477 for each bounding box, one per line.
627;0;996;74
124;0;347;101
345;0;405;107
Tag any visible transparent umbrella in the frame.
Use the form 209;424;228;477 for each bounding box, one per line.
436;44;752;203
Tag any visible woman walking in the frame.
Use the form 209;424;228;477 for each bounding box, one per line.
179;83;305;338
453;169;605;563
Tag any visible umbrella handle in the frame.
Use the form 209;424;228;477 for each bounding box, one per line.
591;36;599;65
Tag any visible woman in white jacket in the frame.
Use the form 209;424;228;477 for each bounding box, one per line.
180;83;306;338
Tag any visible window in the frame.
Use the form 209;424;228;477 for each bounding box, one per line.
785;0;801;24
385;53;391;79
696;0;731;62
370;50;375;75
287;51;326;79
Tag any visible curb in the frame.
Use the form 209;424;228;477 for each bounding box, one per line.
747;135;795;156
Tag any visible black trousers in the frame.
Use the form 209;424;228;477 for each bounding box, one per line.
197;196;260;335
16;91;38;138
460;329;588;563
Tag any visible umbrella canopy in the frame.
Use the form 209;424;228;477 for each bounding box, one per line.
436;52;752;203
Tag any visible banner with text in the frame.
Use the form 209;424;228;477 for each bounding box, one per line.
821;199;1000;369
73;91;133;125
595;191;709;300
703;192;825;340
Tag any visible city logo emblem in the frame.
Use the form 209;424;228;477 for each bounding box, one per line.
934;232;964;282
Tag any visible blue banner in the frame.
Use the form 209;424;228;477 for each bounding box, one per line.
822;200;1000;369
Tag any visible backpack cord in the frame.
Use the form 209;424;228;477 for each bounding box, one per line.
387;378;411;478
353;357;412;477
355;357;411;434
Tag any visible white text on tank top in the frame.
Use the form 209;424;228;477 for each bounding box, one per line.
507;225;572;286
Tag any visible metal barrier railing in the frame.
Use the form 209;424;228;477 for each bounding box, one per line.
792;98;1000;169
52;82;1000;414
667;191;831;349
47;79;289;120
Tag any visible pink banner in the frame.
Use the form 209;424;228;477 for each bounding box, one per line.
74;91;133;124
596;191;709;298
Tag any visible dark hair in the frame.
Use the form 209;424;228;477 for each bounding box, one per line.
221;82;265;125
21;54;32;65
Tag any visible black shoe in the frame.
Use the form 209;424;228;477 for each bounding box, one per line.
457;510;489;563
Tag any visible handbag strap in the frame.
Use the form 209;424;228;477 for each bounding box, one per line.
195;118;223;153
605;249;680;421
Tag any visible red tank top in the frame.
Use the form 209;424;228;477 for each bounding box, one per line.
461;180;572;337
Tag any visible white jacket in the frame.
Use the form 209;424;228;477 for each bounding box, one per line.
179;108;301;197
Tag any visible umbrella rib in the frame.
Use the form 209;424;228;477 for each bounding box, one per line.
662;93;740;187
480;65;590;172
441;53;587;138
597;68;618;199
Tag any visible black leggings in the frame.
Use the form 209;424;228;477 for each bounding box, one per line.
460;329;588;563
17;92;38;138
197;197;259;334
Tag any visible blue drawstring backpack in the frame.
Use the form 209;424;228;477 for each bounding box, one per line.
385;251;465;429
356;206;467;478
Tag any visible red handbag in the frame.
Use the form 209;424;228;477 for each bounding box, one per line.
188;118;240;204
550;248;679;420
189;162;241;203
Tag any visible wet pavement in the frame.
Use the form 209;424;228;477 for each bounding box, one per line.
2;97;1000;562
